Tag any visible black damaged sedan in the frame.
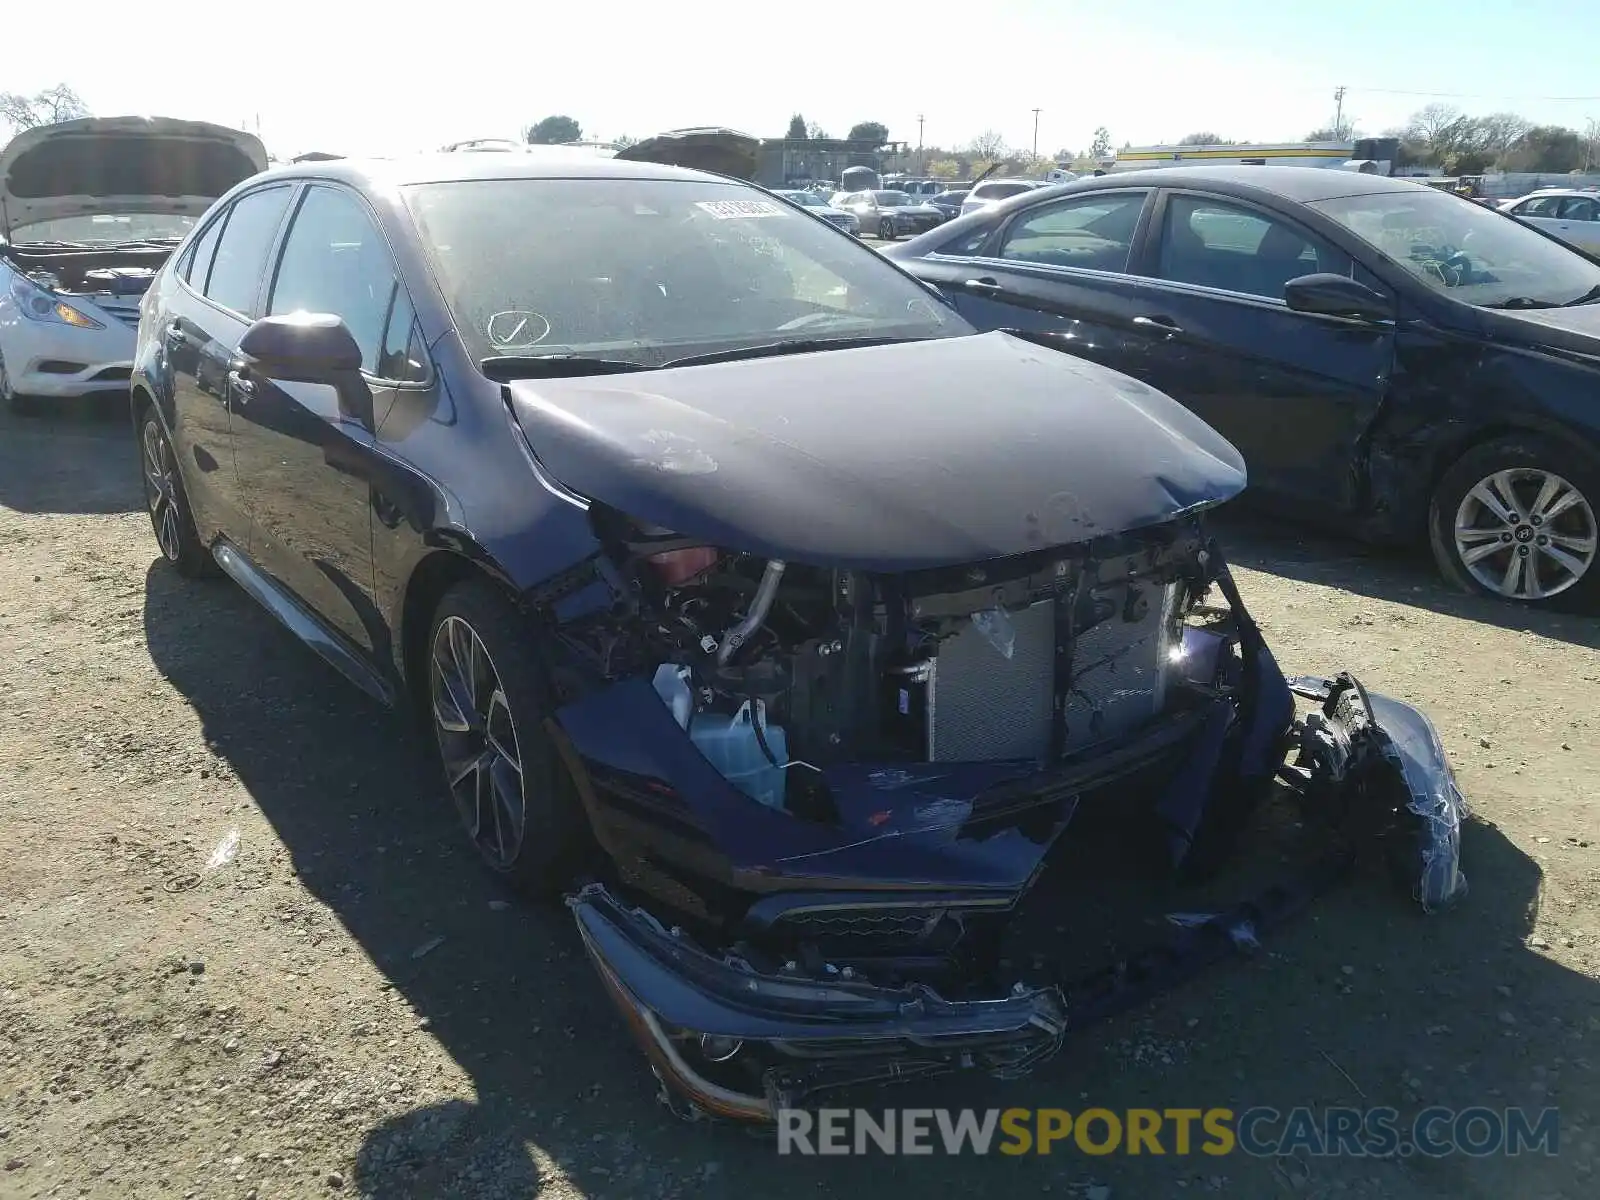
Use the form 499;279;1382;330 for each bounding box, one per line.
887;166;1600;608
132;141;1466;1121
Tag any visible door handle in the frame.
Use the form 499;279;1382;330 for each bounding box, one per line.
964;276;1004;294
1132;315;1183;337
227;368;255;404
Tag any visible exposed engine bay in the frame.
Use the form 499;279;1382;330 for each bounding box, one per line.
562;505;1213;820
3;243;168;299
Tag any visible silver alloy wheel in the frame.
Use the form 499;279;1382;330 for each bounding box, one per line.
1453;467;1598;600
142;420;183;562
430;615;525;868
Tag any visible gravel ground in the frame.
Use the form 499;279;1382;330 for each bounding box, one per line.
1;400;1597;1200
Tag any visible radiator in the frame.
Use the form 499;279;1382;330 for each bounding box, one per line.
928;582;1175;763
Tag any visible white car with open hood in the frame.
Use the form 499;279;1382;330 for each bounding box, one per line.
0;116;267;413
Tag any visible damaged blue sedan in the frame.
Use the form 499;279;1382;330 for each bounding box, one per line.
129;133;1467;1125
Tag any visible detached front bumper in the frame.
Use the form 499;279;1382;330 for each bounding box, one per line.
567;671;1467;1123
568;882;1067;1121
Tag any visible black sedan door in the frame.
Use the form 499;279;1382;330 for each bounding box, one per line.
907;188;1159;376
1125;190;1396;509
229;183;406;658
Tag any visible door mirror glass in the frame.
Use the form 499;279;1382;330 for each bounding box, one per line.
1284;272;1392;322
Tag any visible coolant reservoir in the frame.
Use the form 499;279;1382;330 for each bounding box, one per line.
689;700;788;810
651;664;694;729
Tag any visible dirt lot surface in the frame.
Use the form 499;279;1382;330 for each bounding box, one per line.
1;402;1597;1200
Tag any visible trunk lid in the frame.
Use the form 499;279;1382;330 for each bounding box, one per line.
507;330;1246;570
0;116;268;238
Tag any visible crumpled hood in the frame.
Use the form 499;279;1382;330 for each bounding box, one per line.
0;116;267;237
508;330;1246;570
613;127;761;182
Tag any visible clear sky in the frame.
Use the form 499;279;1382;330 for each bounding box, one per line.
7;0;1600;160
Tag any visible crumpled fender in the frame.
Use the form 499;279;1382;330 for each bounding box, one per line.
1289;673;1468;913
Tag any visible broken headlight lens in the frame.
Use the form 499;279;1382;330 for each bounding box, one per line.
9;275;105;330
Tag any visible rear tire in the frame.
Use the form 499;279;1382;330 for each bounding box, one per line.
1429;434;1600;609
426;579;585;895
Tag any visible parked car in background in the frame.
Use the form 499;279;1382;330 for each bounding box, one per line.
832;190;945;239
959;178;1049;217
929;190;968;222
888;166;1600;607
1502;189;1600;256
0;116;266;414
129;144;1461;1122
772;188;860;235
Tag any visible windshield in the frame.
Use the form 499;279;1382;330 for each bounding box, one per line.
980;183;1036;201
405;178;966;367
1309;188;1600;308
9;212;198;244
873;191;914;206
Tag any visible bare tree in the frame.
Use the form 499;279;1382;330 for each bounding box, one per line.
0;83;90;133
1402;103;1468;164
967;129;1007;159
1089;127;1112;159
1475;111;1532;157
806;121;828;140
1177;132;1231;145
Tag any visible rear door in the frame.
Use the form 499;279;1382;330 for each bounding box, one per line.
163;184;295;544
1508;194;1569;242
230;183;415;656
1125;189;1395;508
1550;195;1600;255
908;187;1159;375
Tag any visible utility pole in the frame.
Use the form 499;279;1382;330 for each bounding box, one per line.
1333;86;1347;136
917;113;925;172
1031;108;1042;158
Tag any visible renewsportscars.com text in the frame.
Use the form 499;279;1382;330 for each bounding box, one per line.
776;1106;1561;1157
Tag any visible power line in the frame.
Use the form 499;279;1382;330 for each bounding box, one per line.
1351;86;1600;102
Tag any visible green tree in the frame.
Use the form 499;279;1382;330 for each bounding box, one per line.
1178;132;1231;145
1089;127;1112;159
847;121;889;145
1503;125;1586;173
525;115;581;144
787;114;808;140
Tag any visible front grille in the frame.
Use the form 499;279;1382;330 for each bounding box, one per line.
928;582;1175;763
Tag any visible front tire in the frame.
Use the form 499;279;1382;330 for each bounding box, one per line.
427;580;584;895
0;349;40;417
1429;434;1600;608
878;218;897;241
139;409;212;577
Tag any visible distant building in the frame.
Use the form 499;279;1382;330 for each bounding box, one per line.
755;137;909;188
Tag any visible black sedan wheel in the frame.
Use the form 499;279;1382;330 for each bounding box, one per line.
139;410;211;577
427;580;583;893
878;218;897;241
1430;435;1600;607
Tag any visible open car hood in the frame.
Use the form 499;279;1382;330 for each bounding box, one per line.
507;331;1247;570
0;116;268;237
613;127;761;181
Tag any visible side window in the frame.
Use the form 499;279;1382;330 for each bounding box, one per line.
1559;197;1598;221
937;222;996;257
1519;196;1561;216
377;286;427;383
268;186;397;374
182;214;226;289
1157;195;1347;300
997;192;1147;273
204;186;292;315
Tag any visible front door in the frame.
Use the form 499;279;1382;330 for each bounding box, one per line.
229;183;411;655
1126;190;1396;510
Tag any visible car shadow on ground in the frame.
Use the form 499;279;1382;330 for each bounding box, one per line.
140;556;1598;1200
0;396;142;515
1213;507;1600;652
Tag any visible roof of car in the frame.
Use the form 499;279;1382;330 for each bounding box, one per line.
251;152;727;190
1513;188;1594;199
1069;165;1427;203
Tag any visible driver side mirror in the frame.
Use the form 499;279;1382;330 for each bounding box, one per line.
1284;273;1393;323
239;312;375;429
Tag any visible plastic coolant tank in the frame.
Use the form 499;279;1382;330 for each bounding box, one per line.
689;700;788;810
651;664;694;729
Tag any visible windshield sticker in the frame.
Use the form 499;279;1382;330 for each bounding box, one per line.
695;199;786;220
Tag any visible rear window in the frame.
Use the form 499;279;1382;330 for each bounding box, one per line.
974;182;1035;201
